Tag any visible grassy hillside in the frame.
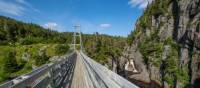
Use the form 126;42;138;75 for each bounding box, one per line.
0;16;72;83
0;44;70;83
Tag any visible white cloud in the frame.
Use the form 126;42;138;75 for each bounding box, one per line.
16;0;28;5
0;0;25;16
99;24;111;28
16;0;40;13
0;0;39;16
128;0;152;9
43;22;58;30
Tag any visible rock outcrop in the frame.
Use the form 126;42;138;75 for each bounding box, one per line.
120;0;200;88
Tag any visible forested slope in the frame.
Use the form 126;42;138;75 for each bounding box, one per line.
0;16;126;83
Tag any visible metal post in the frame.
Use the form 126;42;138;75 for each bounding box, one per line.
73;29;76;50
78;26;83;51
73;24;83;51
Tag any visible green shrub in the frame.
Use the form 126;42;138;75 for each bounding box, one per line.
3;51;19;73
138;28;163;67
127;29;140;45
0;71;9;83
163;37;189;87
149;0;165;17
138;40;163;67
19;37;44;45
55;44;70;55
34;49;49;66
140;17;148;28
164;37;181;51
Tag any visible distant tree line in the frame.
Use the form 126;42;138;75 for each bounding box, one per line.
0;16;73;45
83;32;126;65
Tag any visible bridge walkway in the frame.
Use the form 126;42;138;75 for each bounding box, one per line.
70;53;88;88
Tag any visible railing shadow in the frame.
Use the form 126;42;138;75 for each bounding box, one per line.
59;53;77;88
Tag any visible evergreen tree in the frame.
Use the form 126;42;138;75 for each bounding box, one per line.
35;49;49;66
55;44;70;55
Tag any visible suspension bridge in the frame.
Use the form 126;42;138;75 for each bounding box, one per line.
0;25;139;88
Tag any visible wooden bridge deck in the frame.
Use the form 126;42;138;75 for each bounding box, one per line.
70;53;88;88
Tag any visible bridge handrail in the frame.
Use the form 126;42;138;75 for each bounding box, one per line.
0;52;75;88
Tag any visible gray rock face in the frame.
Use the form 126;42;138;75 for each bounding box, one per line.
188;0;200;19
178;1;200;87
119;46;151;87
191;50;200;87
180;48;189;66
121;0;200;87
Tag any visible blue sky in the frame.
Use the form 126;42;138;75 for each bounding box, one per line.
0;0;151;36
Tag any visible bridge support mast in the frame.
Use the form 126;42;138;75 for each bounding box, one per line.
73;24;83;51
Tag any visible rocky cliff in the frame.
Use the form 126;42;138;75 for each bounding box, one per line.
119;0;200;88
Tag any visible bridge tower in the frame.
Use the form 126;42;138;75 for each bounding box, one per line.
72;24;83;51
